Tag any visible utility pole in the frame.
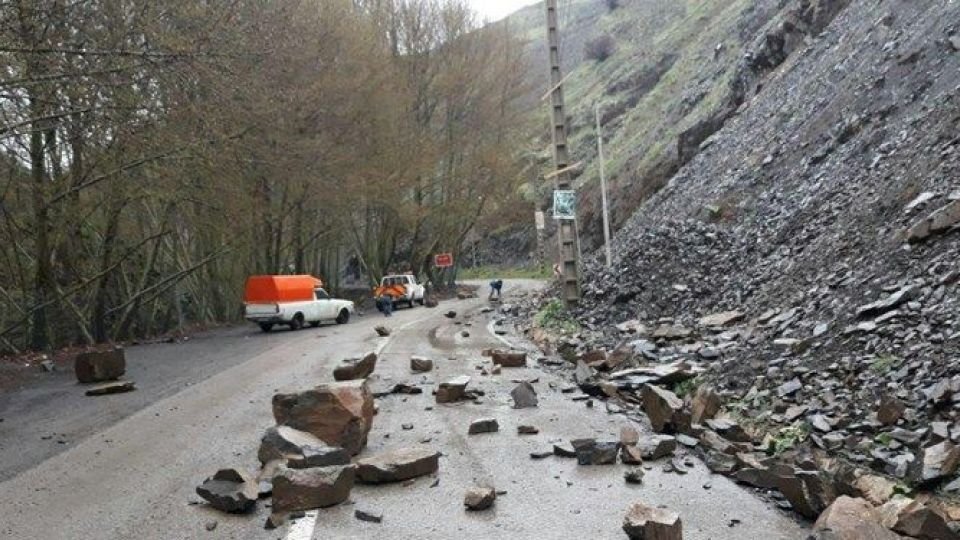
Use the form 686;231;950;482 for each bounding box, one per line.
596;105;612;268
544;0;581;306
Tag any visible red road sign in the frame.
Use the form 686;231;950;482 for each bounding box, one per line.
434;253;454;268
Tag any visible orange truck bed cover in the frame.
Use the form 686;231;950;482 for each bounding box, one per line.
244;275;323;304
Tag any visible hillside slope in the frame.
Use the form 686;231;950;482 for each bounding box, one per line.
556;0;960;521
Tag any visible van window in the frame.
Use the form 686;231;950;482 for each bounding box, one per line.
315;289;330;300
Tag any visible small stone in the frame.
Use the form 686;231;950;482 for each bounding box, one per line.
204;520;218;531
464;487;496;511
84;381;136;396
553;442;577;458
374;326;391;337
491;350;527;368
333;352;377;381
356;448;440;483
410;356;433;372
355;508;383;523
468;418;499;435
518;425;539;435
641;385;684;433
196;468;258;514
572;438;619;465
637;435;677;460
624;469;644;484
621;445;644;465
436;376;471;403
622;503;682;540
444;311;457;319
510;382;538;408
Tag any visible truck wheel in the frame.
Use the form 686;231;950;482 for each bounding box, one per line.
290;314;304;331
259;323;274;332
336;309;350;325
309;321;321;328
417;297;425;306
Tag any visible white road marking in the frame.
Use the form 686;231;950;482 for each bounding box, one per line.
285;510;318;540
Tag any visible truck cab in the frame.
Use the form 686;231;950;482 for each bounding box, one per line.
244;275;355;332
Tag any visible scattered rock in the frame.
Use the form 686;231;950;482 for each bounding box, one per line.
637;435;677;460
572;438;619;465
624;469;645;484
621;445;644;465
879;496;957;540
518;425;539;435
468;418;499;435
690;385;721;424
355;508;383;524
374;326;391;337
641;384;685;433
444;311;457;319
877;394;906;426
333;352;377;381
553;442;577;458
196;468;258;514
271;464;356;513
435;376;471;403
698;310;745;327
510;382;538;408
74;348;125;383
204;520;218;531
622;503;682;540
258;425;339;465
84;381;136;396
912;441;960;485
356;447;440;483
812;496;900;540
410;356;434;373
491;350;527;368
272;380;375;456
464;486;496;511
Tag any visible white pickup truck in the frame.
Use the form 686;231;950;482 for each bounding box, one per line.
243;275;355;332
375;274;426;309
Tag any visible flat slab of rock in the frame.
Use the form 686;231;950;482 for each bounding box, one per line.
410;356;434;373
333;352;377;381
468;418;499;435
355;508;383;523
698;310;745;327
436;376;471;403
272;380;374;456
878;496;956;539
84;381;135;396
464;486;496;511
510;382;538;408
272;464;355;513
623;503;682;540
75;348;125;383
912;441;960;485
259;426;334;464
637;435;677;460
491;350;526;368
356;447;440;483
812;496;900;540
196;468;258;514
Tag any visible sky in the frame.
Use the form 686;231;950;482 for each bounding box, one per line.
467;0;540;22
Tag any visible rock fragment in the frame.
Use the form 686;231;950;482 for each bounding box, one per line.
912;441;960;485
74;348;125;383
333;352;377;381
622;503;682;540
510;382;538;408
272;380;374;456
84;381;136;396
271;464;355;513
355;508;383;523
468;418;499;435
876;394;906;426
637;435;677;460
374;326;391;337
517;425;539;435
491;350;527;368
878;496;957;540
436;376;471;403
464;487;496;511
641;384;684;433
356;447;440;483
812;496;900;540
196;468;258;514
571;438;619;465
410;356;433;373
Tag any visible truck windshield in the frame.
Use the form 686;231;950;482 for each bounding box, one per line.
383;277;406;286
315;289;330;300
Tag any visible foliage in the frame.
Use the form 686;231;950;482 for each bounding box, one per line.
584;35;616;62
871;354;900;373
766;422;811;456
671;377;702;398
533;299;581;334
0;0;529;352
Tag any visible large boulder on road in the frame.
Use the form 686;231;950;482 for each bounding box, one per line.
622;503;682;540
272;380;374;456
812;496;901;539
196;468;258;514
642;384;685;433
356;447;440;483
271;464;355;513
74;348;125;383
258;425;349;468
333;352;377;381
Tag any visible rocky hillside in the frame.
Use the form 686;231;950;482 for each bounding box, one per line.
513;0;960;535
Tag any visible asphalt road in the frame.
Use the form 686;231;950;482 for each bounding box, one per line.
0;280;809;539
